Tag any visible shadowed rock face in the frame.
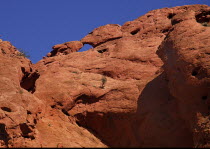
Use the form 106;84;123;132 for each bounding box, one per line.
157;7;210;147
0;4;209;148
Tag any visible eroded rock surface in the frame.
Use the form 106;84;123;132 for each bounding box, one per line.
47;41;83;57
81;24;123;47
0;41;106;148
157;6;210;147
0;41;44;147
0;4;209;148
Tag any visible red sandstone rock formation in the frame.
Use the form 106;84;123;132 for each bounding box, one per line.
47;41;83;57
157;6;210;147
0;4;209;148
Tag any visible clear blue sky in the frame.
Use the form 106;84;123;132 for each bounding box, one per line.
0;0;209;63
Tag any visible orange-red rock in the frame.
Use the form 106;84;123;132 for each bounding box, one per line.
47;41;83;57
0;41;45;147
81;24;123;47
0;4;209;148
0;41;106;148
157;6;210;147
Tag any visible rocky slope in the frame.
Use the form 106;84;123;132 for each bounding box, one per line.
0;4;209;148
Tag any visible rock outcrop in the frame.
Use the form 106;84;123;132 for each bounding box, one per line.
157;7;210;147
81;24;123;47
0;4;209;148
0;41;44;147
47;41;83;57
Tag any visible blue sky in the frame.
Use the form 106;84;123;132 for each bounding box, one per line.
0;0;209;63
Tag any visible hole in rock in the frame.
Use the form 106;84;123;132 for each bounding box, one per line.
27;110;32;114
98;49;108;53
20;71;40;93
34;119;37;124
1;107;12;112
1;49;6;54
196;11;210;27
191;66;208;80
21;67;26;73
192;71;198;76
49;48;59;57
171;19;181;25
102;71;113;78
130;29;140;35
19;123;33;139
51;105;56;108
78;44;93;52
59;48;67;53
75;94;100;105
168;13;176;19
191;67;201;76
202;95;208;101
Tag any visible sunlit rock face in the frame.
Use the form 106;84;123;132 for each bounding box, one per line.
0;4;209;148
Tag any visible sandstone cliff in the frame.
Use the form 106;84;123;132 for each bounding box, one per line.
0;4;209;148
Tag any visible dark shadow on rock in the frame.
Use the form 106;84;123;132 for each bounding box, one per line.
75;112;138;147
135;72;193;147
72;73;194;147
0;124;9;147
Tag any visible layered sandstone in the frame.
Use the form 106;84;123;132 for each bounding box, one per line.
0;4;209;148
